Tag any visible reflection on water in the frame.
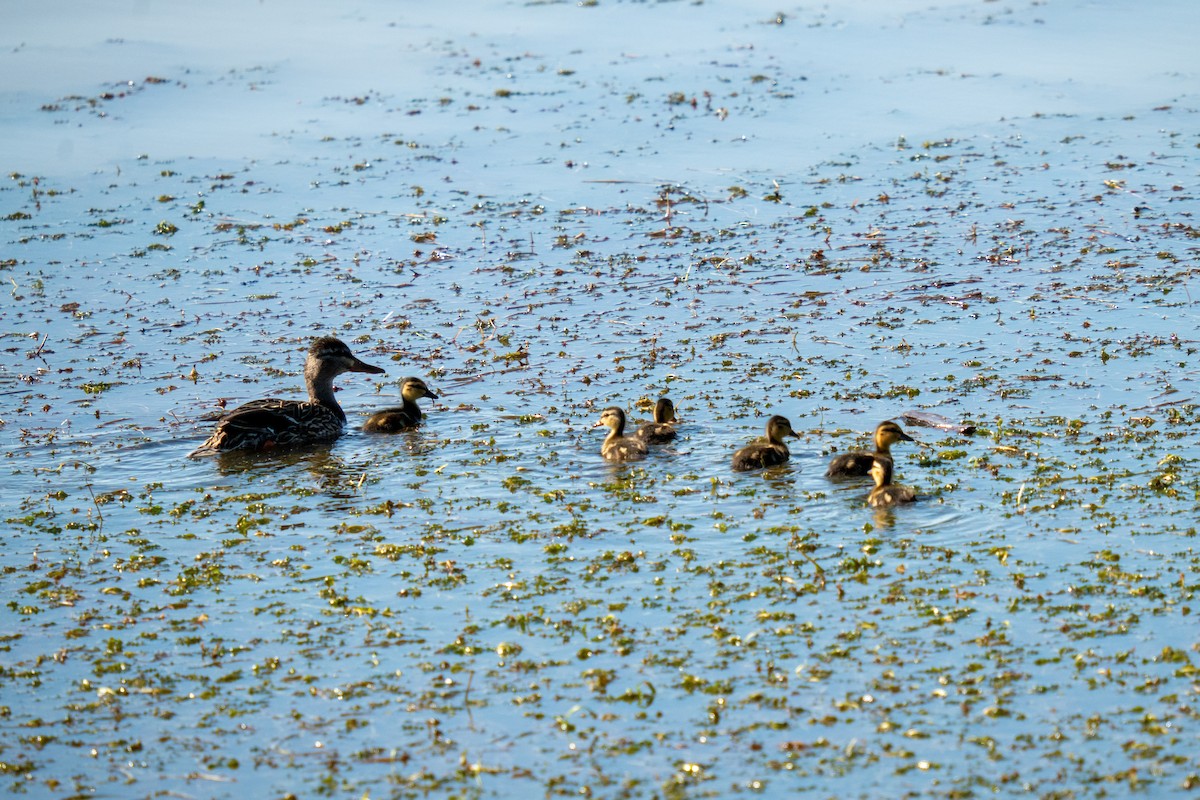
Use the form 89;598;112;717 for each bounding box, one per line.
212;442;340;476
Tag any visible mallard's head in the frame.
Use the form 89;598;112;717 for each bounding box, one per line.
307;337;385;379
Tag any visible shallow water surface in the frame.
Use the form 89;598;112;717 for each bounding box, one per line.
2;1;1199;798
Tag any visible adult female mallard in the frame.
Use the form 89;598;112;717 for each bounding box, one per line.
634;397;678;445
595;407;649;462
825;420;914;478
867;457;917;507
731;415;800;472
363;377;439;433
190;336;384;456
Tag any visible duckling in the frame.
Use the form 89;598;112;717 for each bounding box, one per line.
634;397;678;445
363;376;439;433
191;336;384;456
867;457;916;507
731;415;800;472
825;420;914;478
595;407;649;462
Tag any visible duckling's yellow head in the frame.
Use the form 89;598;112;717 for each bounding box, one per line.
869;457;894;486
655;398;677;424
875;420;914;448
595;407;626;433
400;377;437;401
766;415;800;443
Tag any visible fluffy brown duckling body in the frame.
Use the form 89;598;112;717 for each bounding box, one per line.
867;457;917;507
731;415;800;472
634;398;678;445
191;337;384;456
826;420;914;478
363;377;438;433
596;407;649;462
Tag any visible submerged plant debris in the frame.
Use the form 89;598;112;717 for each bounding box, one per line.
2;1;1199;798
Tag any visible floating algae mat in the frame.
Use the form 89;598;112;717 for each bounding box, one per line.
2;1;1199;797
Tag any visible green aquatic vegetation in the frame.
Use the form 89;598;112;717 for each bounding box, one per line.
2;34;1199;800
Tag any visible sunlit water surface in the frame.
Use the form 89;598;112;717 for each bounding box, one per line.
2;0;1199;797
